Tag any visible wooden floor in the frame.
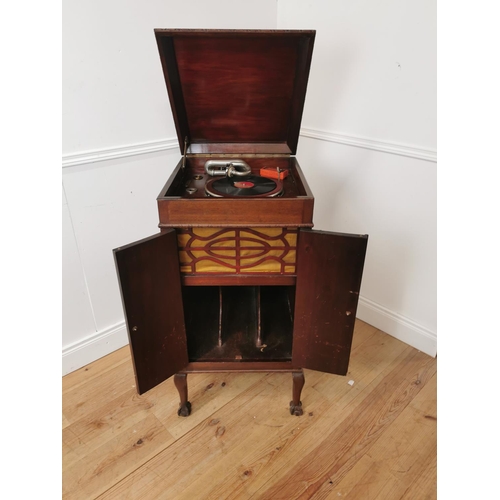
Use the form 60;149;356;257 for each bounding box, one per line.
62;320;437;499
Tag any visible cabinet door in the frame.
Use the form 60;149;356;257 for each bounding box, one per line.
292;229;368;375
114;230;188;394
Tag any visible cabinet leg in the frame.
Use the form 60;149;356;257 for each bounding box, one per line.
174;373;191;417
290;370;305;416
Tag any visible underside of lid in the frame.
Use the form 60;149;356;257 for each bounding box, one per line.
155;29;315;155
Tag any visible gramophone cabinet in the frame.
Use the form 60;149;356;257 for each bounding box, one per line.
114;29;368;417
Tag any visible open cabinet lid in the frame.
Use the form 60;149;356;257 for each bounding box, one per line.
155;29;315;155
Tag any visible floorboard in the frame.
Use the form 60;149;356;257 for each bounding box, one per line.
62;320;437;500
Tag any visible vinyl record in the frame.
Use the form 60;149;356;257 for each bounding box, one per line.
205;175;283;198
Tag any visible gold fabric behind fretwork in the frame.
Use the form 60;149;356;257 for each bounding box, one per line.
177;227;297;274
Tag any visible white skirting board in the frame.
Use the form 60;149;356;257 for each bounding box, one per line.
62;322;128;376
357;296;437;357
62;297;436;376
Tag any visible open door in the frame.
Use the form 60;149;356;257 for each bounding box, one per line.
292;229;368;375
114;230;188;394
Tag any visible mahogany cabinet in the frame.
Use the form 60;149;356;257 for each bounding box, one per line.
114;29;368;417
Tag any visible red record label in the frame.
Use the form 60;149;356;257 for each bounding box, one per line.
233;181;255;188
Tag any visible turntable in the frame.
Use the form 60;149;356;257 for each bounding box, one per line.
114;29;368;418
203;159;284;198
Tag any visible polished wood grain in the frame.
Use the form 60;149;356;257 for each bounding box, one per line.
154;29;315;155
158;196;315;227
62;320;436;500
114;231;188;394
181;361;297;372
180;274;297;287
292;229;368;375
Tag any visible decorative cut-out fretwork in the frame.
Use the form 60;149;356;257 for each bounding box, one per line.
177;227;298;275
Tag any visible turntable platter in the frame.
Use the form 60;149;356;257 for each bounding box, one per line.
205;175;283;198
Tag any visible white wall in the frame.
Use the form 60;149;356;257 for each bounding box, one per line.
62;0;278;155
62;0;278;374
280;0;436;149
63;0;436;374
278;0;437;354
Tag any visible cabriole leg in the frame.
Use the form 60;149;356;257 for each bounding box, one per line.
290;370;305;416
174;373;191;417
